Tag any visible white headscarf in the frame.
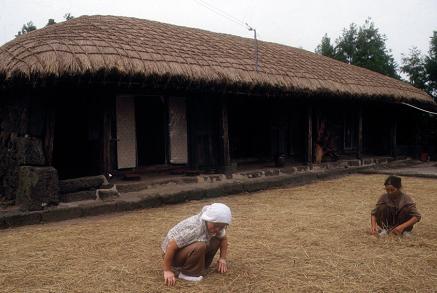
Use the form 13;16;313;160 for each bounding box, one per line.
200;203;232;225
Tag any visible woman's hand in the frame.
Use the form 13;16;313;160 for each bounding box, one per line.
370;225;378;236
217;258;228;273
391;225;405;235
164;270;176;286
370;215;378;236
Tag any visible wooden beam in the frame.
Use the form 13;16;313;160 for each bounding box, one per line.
101;97;112;176
357;106;363;159
162;96;170;165
307;105;313;166
219;97;231;169
43;103;55;166
391;119;397;158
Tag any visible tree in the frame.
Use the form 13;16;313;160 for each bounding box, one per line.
46;19;56;26
15;21;37;37
15;13;74;39
354;19;398;78
334;23;358;64
401;47;427;90
424;31;437;98
315;34;335;58
64;13;74;20
315;19;399;79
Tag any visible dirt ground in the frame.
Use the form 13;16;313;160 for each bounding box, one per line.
1;174;437;293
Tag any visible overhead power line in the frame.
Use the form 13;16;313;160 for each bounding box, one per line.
193;0;260;72
401;102;437;115
193;0;246;28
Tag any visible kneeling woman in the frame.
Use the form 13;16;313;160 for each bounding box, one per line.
370;175;421;237
161;203;231;286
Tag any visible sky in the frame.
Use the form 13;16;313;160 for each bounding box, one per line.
1;0;436;69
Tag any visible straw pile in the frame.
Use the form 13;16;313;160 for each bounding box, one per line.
1;174;436;292
0;15;433;105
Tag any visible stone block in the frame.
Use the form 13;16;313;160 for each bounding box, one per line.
138;194;162;208
15;166;59;211
265;169;280;176
98;187;120;201
2;167;19;201
295;166;309;172
41;206;83;223
3;211;42;227
160;192;187;204
59;190;96;203
14;137;46;166
0;215;8;229
205;186;226;198
183;189;206;201
243;180;270;193
347;160;361;167
59;175;107;194
81;202;118;217
222;182;244;195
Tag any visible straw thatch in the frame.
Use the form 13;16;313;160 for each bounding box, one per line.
0;15;433;104
1;174;436;292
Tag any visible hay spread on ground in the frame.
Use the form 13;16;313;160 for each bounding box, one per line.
1;174;437;293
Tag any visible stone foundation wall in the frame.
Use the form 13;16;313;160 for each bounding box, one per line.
0;94;50;203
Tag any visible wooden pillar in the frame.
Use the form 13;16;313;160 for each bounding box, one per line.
219;97;231;170
162;96;169;165
186;97;196;170
357;106;363;159
43;103;55;166
306;105;313;166
391;119;397;158
101;96;112;176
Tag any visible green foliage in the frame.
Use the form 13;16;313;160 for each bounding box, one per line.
401;31;437;99
315;19;399;79
15;13;74;39
315;34;335;58
334;23;358;64
401;47;427;89
46;19;56;26
64;13;74;20
425;31;437;98
15;21;36;37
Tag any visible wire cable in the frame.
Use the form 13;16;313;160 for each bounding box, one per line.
401;102;437;115
193;0;247;28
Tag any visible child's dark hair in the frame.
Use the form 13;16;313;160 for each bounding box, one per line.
384;175;402;189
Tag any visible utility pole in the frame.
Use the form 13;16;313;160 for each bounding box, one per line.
246;23;259;72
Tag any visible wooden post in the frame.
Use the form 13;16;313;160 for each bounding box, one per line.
163;96;170;165
186;97;197;170
219;97;231;171
357;106;363;159
391;119;397;158
101;96;112;176
43;103;55;166
307;105;313;166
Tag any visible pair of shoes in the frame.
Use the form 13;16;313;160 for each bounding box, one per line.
402;231;412;238
178;272;203;282
378;229;388;237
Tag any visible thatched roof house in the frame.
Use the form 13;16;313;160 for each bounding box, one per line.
0;15;435;210
0;15;433;106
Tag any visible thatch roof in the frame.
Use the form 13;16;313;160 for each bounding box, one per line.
0;15;433;104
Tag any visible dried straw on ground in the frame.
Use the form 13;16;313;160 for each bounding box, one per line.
1;174;437;293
